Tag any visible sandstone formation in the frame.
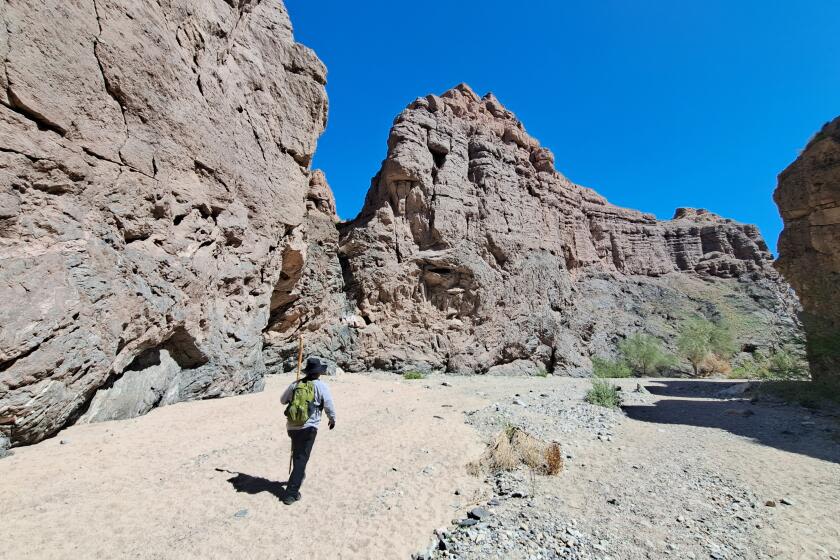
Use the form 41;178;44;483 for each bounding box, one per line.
775;117;840;383
0;0;327;447
338;84;799;374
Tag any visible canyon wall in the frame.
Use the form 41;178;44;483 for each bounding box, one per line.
337;84;799;374
0;0;327;446
775;117;840;383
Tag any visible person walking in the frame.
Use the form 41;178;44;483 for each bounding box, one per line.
280;356;336;505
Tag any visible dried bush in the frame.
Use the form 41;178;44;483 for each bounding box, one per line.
700;353;732;375
469;426;563;476
544;443;564;475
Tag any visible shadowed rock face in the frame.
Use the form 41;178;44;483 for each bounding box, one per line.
262;170;355;373
338;84;799;374
0;0;327;446
775;117;840;383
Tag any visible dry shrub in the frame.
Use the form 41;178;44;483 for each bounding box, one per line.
487;430;519;471
700;353;732;376
510;428;544;470
468;426;563;476
544;443;564;475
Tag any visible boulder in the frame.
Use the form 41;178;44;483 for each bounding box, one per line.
338;84;800;374
775;117;840;383
0;0;327;445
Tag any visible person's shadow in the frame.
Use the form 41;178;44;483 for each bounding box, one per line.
215;468;287;500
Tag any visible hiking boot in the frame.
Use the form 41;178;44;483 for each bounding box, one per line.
282;491;301;505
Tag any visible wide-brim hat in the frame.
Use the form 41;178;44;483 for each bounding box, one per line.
302;356;328;375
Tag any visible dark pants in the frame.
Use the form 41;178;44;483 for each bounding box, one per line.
287;427;317;495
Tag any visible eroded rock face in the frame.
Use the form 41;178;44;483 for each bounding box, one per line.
775;117;840;383
0;0;327;445
262;170;356;373
339;84;798;374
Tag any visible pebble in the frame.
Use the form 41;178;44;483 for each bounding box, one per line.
779;498;794;506
764;500;776;507
233;509;248;518
513;398;526;406
60;439;70;445
457;518;478;528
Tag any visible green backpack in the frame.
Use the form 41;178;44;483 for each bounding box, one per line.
285;380;315;426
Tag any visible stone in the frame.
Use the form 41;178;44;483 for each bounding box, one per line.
233;509;248;518
774;116;840;383
779;498;794;506
468;507;493;520
457;518;479;527
0;0;328;446
337;84;801;375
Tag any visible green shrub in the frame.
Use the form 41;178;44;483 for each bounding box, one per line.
808;328;840;376
591;356;632;378
585;379;622;408
730;346;810;381
676;317;736;375
402;371;424;380
730;357;764;379
764;347;810;381
756;380;840;409
618;333;674;376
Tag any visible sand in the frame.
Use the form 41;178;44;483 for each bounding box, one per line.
0;374;487;560
4;374;840;559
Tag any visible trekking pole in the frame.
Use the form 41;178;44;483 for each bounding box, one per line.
290;336;304;476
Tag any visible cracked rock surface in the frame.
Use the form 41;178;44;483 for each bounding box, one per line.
775;116;840;383
338;84;800;374
0;0;327;446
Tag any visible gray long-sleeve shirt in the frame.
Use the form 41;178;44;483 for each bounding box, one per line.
280;378;336;431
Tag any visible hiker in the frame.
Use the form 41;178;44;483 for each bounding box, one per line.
280;356;336;505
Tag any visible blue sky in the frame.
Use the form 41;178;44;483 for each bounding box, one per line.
286;1;839;254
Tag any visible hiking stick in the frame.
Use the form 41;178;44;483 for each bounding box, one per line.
289;336;304;476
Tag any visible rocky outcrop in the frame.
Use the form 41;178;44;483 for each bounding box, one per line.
262;170;355;373
338;84;799;374
775;117;840;383
0;0;327;446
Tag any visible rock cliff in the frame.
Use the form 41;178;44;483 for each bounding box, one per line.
338;84;799;374
775;117;840;383
0;0;327;446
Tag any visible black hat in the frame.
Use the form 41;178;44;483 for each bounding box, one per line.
302;356;328;375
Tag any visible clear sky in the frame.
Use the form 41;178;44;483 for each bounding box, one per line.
286;1;839;254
